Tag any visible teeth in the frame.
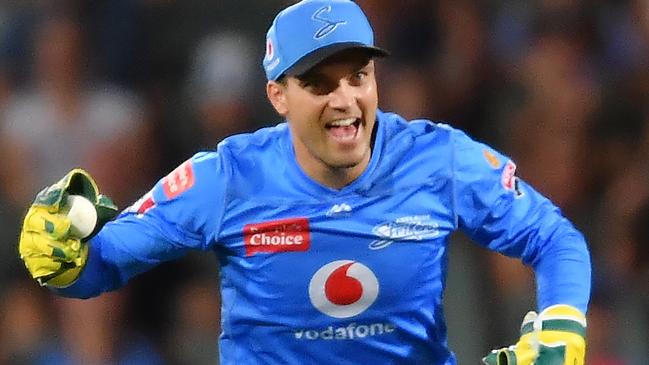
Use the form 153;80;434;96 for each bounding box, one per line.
328;118;356;127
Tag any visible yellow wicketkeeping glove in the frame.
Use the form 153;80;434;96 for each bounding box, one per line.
482;304;587;365
19;169;118;287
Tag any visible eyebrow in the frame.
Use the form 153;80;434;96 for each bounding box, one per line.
296;72;321;82
297;60;371;83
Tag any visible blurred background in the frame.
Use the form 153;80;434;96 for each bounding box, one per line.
0;0;647;364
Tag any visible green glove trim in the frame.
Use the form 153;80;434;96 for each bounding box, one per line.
535;344;567;365
33;169;99;210
483;348;517;365
521;319;586;337
92;194;118;238
32;169;118;241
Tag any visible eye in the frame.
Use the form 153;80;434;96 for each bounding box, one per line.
301;78;333;95
300;79;321;91
350;71;367;85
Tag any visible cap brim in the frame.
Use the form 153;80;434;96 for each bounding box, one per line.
284;42;389;77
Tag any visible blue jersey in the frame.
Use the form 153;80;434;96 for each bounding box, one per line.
57;110;591;364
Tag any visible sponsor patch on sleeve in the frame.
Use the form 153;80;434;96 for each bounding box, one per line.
124;190;156;216
483;149;501;169
244;218;311;256
163;160;195;199
501;160;524;198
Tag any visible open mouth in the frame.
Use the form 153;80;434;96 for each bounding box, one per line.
325;118;362;142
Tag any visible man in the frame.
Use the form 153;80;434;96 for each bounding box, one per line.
19;1;590;364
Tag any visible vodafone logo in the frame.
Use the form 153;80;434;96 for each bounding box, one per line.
308;261;379;319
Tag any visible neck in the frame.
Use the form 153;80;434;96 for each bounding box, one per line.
291;125;375;190
305;153;371;190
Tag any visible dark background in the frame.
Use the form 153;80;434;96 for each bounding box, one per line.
0;1;647;364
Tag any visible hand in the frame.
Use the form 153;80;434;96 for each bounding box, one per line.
19;169;118;287
482;304;586;365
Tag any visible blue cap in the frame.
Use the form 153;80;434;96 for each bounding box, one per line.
263;0;388;81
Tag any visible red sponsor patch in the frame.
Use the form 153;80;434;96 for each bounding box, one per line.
244;218;311;256
163;160;195;199
501;160;517;190
125;191;156;216
136;192;156;215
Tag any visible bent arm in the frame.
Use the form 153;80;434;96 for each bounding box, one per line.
52;217;192;298
54;151;229;298
530;227;590;312
452;128;591;312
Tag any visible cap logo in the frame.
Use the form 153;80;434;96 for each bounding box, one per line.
265;37;274;60
312;5;347;39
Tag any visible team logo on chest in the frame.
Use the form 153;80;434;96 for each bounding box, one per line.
370;215;440;250
308;260;379;318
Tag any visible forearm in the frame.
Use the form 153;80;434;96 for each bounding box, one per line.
52;216;192;298
51;236;124;298
532;230;591;313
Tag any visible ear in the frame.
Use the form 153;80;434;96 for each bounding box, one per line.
266;80;288;116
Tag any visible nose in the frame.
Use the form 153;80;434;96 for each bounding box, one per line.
327;80;356;111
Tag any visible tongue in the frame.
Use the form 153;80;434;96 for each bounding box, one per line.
329;125;356;139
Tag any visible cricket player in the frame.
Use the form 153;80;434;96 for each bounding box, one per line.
19;0;591;364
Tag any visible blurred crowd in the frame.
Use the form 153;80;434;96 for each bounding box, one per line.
0;0;647;364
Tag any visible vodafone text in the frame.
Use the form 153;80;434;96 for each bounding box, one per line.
294;322;395;340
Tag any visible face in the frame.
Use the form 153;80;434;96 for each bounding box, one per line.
267;49;379;188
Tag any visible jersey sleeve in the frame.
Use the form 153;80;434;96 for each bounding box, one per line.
451;128;591;313
53;150;229;298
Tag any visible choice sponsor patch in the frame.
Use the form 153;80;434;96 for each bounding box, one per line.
244;217;311;256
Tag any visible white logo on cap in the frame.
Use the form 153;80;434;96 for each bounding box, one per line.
312;5;347;39
265;37;280;71
308;260;379;318
265;38;274;60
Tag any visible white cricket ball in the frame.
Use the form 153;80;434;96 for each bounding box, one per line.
65;195;97;239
